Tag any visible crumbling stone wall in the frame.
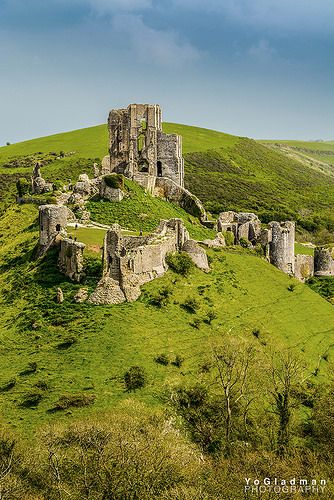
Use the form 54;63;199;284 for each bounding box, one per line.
107;104;184;191
89;218;206;304
31;163;53;194
154;177;206;221
58;238;85;282
268;221;295;275
294;254;314;282
39;205;75;252
217;211;261;244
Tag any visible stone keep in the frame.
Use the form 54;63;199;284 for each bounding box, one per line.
107;104;184;192
268;221;295;275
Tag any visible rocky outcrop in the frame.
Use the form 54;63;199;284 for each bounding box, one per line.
182;239;209;271
74;288;89;303
202;233;226;248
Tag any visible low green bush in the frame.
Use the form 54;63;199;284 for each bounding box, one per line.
124;366;146;391
154;353;169;366
16;178;30;197
54;393;96;410
166;252;194;276
20;390;43;408
222;230;235;246
181;297;200;314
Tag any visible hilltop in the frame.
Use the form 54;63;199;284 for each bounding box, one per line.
2;124;334;243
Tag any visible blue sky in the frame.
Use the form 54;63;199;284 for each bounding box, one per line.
0;0;333;143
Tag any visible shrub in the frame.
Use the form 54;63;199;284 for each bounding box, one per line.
222;230;235;246
239;237;250;248
54;393;96;410
103;174;124;190
252;328;260;339
52;180;64;191
288;284;296;292
204;310;217;324
255;243;264;256
16;177;30;197
181;297;200;314
124;366;146;391
57;336;78;349
172;355;184;368
155;353;169;366
0;378;16;392
84;255;102;278
166;252;194;276
20;362;38;375
148;286;172;307
190;318;201;329
20;390;43;408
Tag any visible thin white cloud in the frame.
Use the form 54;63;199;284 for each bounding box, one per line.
111;14;202;67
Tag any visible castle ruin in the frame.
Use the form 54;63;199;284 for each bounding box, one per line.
105;104;184;191
103;104;206;221
33;103;334;305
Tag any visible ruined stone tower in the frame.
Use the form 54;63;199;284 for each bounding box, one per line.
268;221;295;275
314;247;334;276
38;205;75;253
106;104;184;192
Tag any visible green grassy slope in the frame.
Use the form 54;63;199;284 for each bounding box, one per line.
259;139;334;168
1;204;334;434
2;123;334;239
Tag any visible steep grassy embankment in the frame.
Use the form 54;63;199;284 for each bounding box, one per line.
1;203;334;434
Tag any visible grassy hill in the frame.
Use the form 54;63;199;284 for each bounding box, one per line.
2;123;334;242
1;201;334;435
1;122;334;437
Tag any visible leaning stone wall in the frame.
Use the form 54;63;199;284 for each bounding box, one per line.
58;238;85;282
154;177;206;221
157;131;184;187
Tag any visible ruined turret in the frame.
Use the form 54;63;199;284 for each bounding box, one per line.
268;221;295;275
314;247;334;276
38;205;75;253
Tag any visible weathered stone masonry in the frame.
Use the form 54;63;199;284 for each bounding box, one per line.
104;103;206;221
89;218;209;305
